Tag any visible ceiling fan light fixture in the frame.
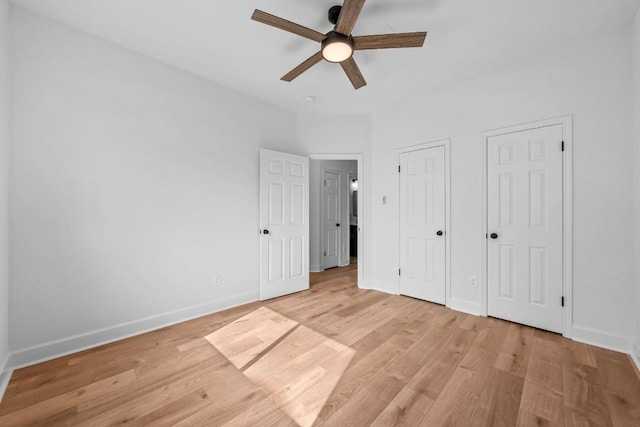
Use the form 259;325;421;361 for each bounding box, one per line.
321;31;353;63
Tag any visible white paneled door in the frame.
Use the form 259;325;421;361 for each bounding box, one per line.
487;125;564;333
399;146;446;304
259;149;309;300
323;170;340;270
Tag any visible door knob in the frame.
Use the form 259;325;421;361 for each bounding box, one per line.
336;223;341;227
490;233;498;239
263;229;270;235
436;230;444;236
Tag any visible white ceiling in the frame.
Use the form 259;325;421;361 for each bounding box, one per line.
9;0;640;114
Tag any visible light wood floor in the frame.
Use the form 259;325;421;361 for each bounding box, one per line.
1;261;639;426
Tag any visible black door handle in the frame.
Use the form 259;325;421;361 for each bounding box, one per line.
490;233;498;239
436;230;443;236
336;223;341;227
263;229;270;235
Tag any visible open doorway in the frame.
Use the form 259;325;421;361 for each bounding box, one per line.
309;155;362;287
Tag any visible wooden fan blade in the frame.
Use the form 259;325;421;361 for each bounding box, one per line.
340;57;367;89
281;51;324;82
252;10;325;43
335;0;366;35
353;32;427;50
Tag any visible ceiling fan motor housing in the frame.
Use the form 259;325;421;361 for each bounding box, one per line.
328;5;342;25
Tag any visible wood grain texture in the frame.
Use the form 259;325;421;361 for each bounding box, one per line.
340;57;366;89
1;259;639;426
281;51;323;82
252;10;325;43
335;0;366;36
353;32;427;50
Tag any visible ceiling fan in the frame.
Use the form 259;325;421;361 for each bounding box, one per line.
251;0;427;89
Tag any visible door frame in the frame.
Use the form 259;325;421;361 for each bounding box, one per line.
310;154;365;288
321;168;342;270
397;139;451;305
481;115;573;337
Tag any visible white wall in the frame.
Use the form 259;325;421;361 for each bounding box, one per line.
0;0;9;378
309;159;357;271
633;8;640;366
9;8;298;364
371;29;635;350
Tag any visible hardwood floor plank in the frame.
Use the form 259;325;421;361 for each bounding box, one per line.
369;385;434;426
1;261;638;426
469;369;524;427
130;388;213;426
168;385;272;426
317;334;414;422
494;323;535;378
217;397;298;427
527;341;563;394
69;357;230;425
517;381;565;426
0;358;140;416
604;389;640;427
78;361;235;426
319;372;405;427
406;327;478;399
204;306;298;370
592;346;640;399
418;346;496;426
563;353;614;426
474;317;510;354
0;370;137;426
333;291;390;317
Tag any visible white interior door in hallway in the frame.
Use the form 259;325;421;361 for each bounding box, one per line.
487;124;564;333
259;149;309;300
322;170;341;270
399;145;447;304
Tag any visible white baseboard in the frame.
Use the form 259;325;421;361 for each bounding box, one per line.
0;351;8;375
357;279;373;290
0;352;11;404
632;341;640;374
309;264;322;273
7;291;258;371
448;298;482;316
369;280;399;295
572;325;633;355
0;371;11;404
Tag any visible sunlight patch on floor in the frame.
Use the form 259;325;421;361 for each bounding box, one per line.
204;306;298;370
205;307;355;427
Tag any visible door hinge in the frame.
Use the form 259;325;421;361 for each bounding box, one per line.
398;165;401;173
398;268;401;276
561;296;565;307
485;233;488;239
324;251;327;256
561;141;565;152
324;179;327;186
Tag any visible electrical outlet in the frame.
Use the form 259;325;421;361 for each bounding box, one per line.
469;276;477;288
214;276;222;285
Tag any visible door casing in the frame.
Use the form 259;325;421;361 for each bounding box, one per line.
481;115;573;338
310;154;365;288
